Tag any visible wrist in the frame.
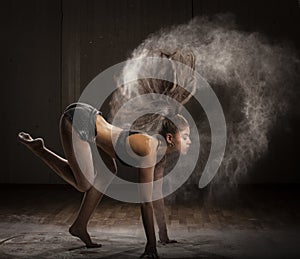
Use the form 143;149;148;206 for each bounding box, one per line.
145;242;157;252
159;228;167;236
158;230;169;241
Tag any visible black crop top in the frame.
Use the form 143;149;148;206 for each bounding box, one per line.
114;130;162;168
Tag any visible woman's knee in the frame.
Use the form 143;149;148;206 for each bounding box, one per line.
76;180;93;192
107;160;117;175
59;115;72;135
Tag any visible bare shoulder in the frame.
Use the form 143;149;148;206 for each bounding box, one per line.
128;133;159;157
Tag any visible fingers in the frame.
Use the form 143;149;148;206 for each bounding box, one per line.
167;239;177;243
158;239;178;245
86;243;102;248
140;252;160;259
140;245;159;259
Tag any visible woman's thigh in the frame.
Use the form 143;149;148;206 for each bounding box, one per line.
59;115;95;188
88;144;117;174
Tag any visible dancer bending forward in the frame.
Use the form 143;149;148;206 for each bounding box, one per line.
18;102;191;258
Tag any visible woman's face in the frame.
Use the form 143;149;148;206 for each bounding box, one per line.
174;126;191;155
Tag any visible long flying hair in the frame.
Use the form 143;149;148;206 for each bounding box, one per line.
109;49;195;135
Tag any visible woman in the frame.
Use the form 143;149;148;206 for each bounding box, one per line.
18;102;191;258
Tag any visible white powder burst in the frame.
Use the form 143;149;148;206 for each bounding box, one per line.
109;14;299;193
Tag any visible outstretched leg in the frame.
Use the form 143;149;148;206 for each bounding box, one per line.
18;116;95;192
18;132;78;189
18;115;108;247
18;131;101;247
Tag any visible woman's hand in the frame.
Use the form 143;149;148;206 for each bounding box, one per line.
158;238;178;245
140;251;159;258
140;245;159;258
139;166;158;258
158;231;178;245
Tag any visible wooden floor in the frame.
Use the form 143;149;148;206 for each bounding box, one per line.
0;184;299;258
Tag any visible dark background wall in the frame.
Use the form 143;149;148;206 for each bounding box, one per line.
2;0;299;184
3;1;62;183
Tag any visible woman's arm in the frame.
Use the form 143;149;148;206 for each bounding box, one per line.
153;162;177;244
134;136;159;258
139;166;159;258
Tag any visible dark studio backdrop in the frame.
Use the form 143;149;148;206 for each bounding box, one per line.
2;0;300;191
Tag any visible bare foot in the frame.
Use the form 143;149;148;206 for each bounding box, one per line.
18;132;45;152
69;225;101;248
